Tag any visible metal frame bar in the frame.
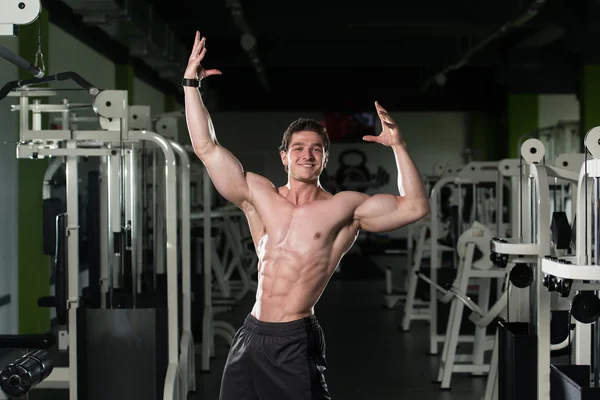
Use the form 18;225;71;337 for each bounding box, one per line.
169;140;196;394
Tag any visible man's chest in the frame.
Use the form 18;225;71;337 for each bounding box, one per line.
256;199;357;244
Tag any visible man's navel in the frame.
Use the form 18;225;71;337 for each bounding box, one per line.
313;232;322;240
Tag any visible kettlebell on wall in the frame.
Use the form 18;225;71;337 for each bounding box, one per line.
334;149;390;192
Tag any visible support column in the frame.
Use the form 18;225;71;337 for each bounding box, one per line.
115;63;134;105
470;111;506;161
579;65;600;138
18;9;50;334
507;94;538;159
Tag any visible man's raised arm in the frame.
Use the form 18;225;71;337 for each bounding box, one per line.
183;31;251;208
354;101;430;232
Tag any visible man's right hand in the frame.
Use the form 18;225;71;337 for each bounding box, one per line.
184;31;222;81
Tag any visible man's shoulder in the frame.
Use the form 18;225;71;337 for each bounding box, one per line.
329;191;370;212
333;190;370;202
246;172;276;190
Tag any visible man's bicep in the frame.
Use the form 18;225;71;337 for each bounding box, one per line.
354;193;412;233
199;145;252;207
354;194;398;221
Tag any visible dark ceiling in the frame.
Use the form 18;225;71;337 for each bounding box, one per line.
45;0;598;112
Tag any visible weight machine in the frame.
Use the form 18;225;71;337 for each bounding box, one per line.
424;142;544;391
539;127;600;399
0;84;192;400
0;4;198;399
402;161;505;355
488;139;586;400
0;77;194;400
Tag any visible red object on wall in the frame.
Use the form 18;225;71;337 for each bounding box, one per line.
322;112;376;142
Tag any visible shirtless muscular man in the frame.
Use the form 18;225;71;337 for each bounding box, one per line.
183;31;430;400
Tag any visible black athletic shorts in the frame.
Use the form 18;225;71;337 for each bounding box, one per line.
219;314;331;400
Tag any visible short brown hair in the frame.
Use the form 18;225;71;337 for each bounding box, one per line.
279;118;330;153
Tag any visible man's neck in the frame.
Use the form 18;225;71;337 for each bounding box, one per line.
283;179;322;206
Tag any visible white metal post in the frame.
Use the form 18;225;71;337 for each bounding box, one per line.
128;131;179;361
99;156;109;308
127;131;180;400
108;149;121;292
170;141;191;333
530;164;552;400
65;140;79;400
202;166;212;371
575;166;592;366
170;140;195;393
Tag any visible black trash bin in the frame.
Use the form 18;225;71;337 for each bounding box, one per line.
551;364;600;400
77;307;168;400
498;321;537;400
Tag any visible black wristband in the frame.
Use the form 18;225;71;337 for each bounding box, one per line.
182;78;200;87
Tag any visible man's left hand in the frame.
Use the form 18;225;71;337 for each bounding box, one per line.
362;101;404;147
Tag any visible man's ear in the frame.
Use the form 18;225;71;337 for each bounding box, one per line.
323;152;329;169
280;150;288;169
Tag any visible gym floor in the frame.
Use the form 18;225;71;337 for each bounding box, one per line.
193;278;486;400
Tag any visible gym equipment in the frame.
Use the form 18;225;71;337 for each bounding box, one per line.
403;161;509;355
157;111;249;374
0;350;54;398
428;221;503;389
508;264;533;288
570;291;600;324
0;0;43;77
3;80;194;400
37;213;68;325
540;130;600;398
0;0;41;35
551;211;572;250
2;6;194;400
490;137;586;400
154;114;196;393
0;334;55;350
540;127;600;392
0;334;55;399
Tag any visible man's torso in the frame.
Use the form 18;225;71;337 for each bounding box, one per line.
242;173;367;322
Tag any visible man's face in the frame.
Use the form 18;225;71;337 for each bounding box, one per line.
280;131;328;183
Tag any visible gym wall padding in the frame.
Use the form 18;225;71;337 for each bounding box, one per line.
0;35;20;335
18;8;51;334
507;94;539;159
580;65;600;139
